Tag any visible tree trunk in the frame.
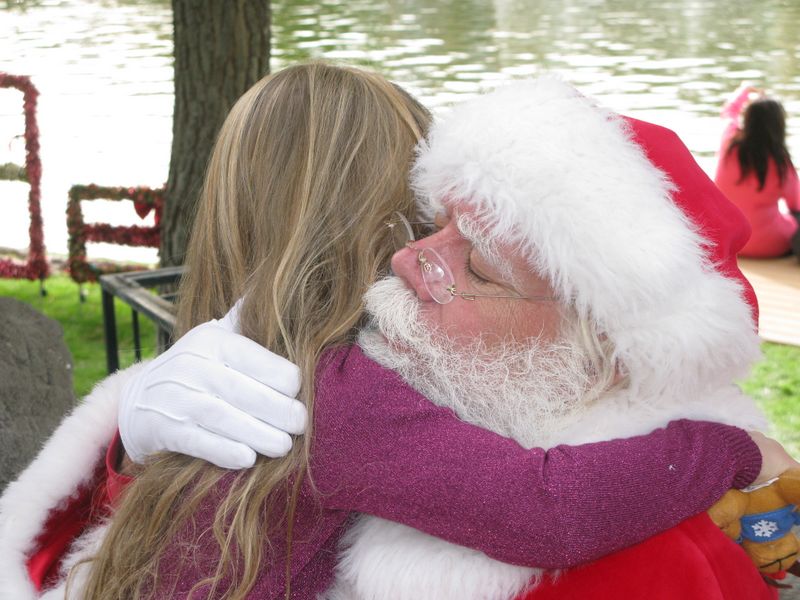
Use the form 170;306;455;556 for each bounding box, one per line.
161;0;270;267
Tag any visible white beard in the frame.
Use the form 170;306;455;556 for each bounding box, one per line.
324;276;767;600
358;275;595;449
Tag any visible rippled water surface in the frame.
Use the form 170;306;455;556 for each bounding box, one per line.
2;0;799;259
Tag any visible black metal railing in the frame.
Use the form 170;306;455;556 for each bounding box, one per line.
99;266;184;373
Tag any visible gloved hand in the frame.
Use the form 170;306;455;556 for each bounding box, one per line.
118;300;306;469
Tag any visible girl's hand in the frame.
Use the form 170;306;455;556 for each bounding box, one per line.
749;431;800;485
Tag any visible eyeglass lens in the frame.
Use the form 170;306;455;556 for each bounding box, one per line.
418;247;456;304
388;212;455;304
388;213;415;252
389;212;440;253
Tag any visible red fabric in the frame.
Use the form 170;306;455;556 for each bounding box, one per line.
520;513;777;600
25;433;132;591
25;460;105;591
104;430;134;503
716;148;799;258
625;117;759;323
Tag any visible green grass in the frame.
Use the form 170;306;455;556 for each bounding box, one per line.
1;274;798;456
1;274;156;398
740;343;800;457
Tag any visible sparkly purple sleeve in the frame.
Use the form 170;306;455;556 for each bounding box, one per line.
310;346;761;569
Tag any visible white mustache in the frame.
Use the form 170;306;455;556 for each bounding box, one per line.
359;276;594;449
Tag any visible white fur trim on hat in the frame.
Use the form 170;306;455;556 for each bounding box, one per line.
412;77;760;401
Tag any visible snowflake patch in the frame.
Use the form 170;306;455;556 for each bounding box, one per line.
752;519;779;538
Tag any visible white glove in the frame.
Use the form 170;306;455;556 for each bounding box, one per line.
118;300;306;469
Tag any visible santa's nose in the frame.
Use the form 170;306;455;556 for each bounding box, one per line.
391;245;436;303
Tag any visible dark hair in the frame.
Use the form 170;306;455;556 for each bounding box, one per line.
727;97;792;190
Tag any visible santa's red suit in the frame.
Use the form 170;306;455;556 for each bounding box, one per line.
525;513;778;599
0;78;784;599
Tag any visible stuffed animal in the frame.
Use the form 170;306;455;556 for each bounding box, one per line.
708;468;800;575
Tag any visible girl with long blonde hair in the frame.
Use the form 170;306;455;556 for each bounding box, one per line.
79;63;430;598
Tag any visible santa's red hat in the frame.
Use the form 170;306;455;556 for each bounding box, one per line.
412;78;760;401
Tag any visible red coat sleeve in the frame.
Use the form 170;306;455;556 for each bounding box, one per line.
25;433;132;591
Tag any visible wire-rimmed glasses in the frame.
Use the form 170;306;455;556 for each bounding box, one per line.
386;212;437;252
385;211;556;305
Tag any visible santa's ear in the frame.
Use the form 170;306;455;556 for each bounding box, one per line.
776;468;800;503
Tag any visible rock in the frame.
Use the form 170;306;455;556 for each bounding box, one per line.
0;297;75;491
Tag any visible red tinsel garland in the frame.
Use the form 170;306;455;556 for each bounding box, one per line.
67;184;164;284
0;73;49;281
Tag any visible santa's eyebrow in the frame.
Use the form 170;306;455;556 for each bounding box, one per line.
455;214;515;284
454;214;492;253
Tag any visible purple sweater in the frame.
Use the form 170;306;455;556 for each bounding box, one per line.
156;345;761;599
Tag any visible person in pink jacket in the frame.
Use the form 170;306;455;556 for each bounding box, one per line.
714;84;800;258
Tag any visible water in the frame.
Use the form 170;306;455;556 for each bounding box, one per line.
2;0;799;263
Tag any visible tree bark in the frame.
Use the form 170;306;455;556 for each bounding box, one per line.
161;0;270;267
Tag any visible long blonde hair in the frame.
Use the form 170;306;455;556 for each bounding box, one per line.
79;63;431;599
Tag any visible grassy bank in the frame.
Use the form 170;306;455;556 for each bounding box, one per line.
740;343;800;457
2;274;798;454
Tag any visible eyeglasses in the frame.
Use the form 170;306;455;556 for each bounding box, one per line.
385;211;556;305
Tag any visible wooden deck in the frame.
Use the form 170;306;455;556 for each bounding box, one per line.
738;256;800;347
